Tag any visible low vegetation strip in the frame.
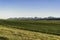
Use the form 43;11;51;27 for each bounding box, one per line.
0;20;60;35
0;26;60;40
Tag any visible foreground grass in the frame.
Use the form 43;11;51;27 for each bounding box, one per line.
0;26;60;40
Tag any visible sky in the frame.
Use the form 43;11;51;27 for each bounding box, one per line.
0;0;60;19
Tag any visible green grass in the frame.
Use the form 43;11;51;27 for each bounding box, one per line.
0;20;60;35
0;26;60;40
0;20;60;40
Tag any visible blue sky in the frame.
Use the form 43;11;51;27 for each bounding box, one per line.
0;0;60;19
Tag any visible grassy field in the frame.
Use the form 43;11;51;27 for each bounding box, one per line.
0;20;60;35
0;20;60;40
0;26;60;40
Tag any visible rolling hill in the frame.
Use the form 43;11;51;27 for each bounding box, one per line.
0;26;60;40
0;20;60;40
